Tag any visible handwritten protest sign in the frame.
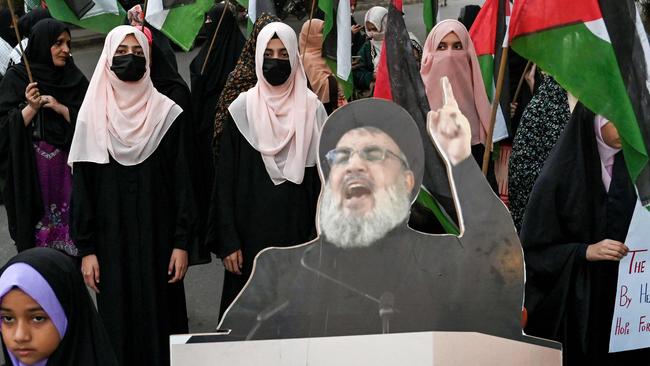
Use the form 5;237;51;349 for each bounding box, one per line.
610;199;650;353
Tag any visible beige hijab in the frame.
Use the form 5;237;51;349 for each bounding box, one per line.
228;22;326;185
68;25;181;166
299;19;332;103
420;19;491;145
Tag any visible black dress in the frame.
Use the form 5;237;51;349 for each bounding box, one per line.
210;115;321;317
71;113;193;366
521;103;650;365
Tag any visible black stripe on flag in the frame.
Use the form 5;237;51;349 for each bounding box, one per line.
65;0;95;18
599;0;650;205
385;4;458;223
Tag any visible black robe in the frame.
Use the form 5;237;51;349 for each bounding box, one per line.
150;43;207;266
189;4;245;255
210;114;321;317
521;103;650;365
0;247;118;365
219;157;527;342
71;111;194;366
0;20;88;253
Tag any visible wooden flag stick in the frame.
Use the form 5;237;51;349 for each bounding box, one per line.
301;0;319;64
200;0;231;75
141;0;149;31
6;0;33;83
511;60;532;107
482;46;509;176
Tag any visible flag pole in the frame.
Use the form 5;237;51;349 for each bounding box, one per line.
301;0;319;64
511;60;532;108
141;0;149;32
201;0;231;75
482;46;508;176
6;0;33;83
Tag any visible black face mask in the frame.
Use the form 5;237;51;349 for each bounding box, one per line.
262;58;292;86
110;54;147;82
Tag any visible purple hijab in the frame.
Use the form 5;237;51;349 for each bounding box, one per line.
0;262;67;366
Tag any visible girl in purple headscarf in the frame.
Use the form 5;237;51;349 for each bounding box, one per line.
0;247;117;365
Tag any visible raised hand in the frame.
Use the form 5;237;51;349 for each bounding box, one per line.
427;76;472;166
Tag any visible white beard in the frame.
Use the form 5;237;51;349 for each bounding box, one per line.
319;179;411;249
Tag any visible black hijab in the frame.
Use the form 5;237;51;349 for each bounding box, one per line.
0;9;18;47
0;19;88;148
0;248;118;365
189;3;245;134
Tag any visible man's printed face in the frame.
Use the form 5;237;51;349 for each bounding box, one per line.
327;129;412;216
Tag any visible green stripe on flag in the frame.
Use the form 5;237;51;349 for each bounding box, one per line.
512;22;648;182
423;0;435;33
319;0;334;40
477;54;494;101
416;188;460;235
46;0;126;34
156;0;214;51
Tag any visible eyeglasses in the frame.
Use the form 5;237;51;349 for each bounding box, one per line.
325;146;408;168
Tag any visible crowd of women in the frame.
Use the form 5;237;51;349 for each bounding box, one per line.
0;2;648;365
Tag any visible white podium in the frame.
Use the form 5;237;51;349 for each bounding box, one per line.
170;331;561;365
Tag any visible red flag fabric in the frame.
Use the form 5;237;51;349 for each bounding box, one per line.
373;43;392;100
509;0;601;39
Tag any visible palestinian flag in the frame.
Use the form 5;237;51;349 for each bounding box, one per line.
423;0;438;33
46;0;125;34
319;0;352;96
469;0;509;142
379;0;460;234
510;0;650;206
145;0;214;51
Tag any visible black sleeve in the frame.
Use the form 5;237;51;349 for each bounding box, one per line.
169;112;196;251
71;162;97;257
212;116;242;258
449;157;515;236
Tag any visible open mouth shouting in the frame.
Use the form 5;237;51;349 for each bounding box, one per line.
342;175;374;212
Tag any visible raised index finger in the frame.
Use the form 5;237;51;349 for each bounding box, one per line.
440;76;458;109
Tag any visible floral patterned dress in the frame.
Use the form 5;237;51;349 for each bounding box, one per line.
508;74;571;231
33;141;77;256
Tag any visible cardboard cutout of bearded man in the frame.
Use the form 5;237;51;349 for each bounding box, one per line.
218;79;526;341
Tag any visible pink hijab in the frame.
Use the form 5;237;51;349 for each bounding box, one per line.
300;19;332;103
594;115;621;192
68;26;181;166
420;19;491;145
228;22;325;185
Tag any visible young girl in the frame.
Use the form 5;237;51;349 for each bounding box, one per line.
0;247;117;365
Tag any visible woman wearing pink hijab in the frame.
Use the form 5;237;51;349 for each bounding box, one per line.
420;19;496;188
67;25;194;366
210;21;326;316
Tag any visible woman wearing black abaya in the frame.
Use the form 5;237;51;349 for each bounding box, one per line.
521;103;650;365
0;247;118;365
69;26;193;366
189;4;245;254
0;19;88;255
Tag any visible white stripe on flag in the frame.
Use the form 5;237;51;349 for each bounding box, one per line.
634;4;650;94
145;0;169;30
249;0;257;24
336;0;351;80
81;0;119;20
585;19;611;43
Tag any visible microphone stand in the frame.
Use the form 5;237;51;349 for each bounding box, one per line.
300;244;399;334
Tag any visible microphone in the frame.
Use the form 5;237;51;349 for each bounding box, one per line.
379;292;395;334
